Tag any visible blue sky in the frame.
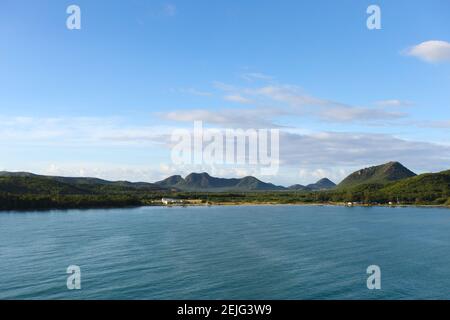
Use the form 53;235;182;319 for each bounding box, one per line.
1;0;450;185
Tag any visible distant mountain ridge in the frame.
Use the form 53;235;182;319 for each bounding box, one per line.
287;184;309;191
155;172;286;191
287;178;336;191
0;171;338;193
156;172;338;192
337;161;416;189
0;171;166;194
1;162;449;210
306;178;336;190
0;161;420;195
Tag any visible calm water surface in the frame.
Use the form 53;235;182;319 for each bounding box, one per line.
1;205;450;299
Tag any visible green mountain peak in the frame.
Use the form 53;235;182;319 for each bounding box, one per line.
338;161;416;189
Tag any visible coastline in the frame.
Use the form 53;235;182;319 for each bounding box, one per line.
1;200;449;212
149;201;450;209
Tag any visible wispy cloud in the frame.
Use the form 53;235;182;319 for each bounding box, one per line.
162;3;177;17
224;94;253;104
212;81;238;92
245;85;410;123
375;99;413;107
166;81;409;126
179;87;213;96
245;85;328;108
0;116;170;146
415;119;450;129
159;108;285;128
404;40;450;63
241;72;273;82
319;105;406;122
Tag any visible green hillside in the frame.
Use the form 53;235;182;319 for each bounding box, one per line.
0;165;449;210
0;173;167;210
0;176;91;195
380;170;450;204
0;172;164;194
337;161;416;189
318;170;450;205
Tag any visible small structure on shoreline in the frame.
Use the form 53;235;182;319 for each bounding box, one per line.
161;198;184;205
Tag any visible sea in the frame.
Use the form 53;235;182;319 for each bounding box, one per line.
1;205;449;299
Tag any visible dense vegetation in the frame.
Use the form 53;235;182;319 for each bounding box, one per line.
0;175;165;211
0;164;449;211
0;193;142;210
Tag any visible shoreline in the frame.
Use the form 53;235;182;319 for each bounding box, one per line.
1;201;449;212
152;201;450;209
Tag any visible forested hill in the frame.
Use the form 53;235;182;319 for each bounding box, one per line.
337;162;416;189
0;164;449;210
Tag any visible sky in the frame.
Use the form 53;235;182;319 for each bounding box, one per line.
1;0;450;186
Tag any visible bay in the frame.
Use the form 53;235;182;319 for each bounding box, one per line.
0;205;449;299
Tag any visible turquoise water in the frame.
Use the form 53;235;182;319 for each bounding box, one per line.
0;205;450;299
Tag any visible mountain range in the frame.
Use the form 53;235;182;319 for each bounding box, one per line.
155;173;338;192
154;162;418;192
156;172;289;191
0;171;339;194
0;170;318;195
0;161;423;194
0;161;449;209
0;161;445;195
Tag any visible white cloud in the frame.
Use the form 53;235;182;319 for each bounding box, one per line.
298;168;347;184
245;85;408;122
163;83;408;126
375;99;413;107
280;131;450;175
416;119;450;129
0;115;171;146
404;40;450;63
319;105;406;122
246;85;328;108
160;108;285;128
155;129;450;183
224;94;253;104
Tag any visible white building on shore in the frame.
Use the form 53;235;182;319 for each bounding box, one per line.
161;198;184;205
